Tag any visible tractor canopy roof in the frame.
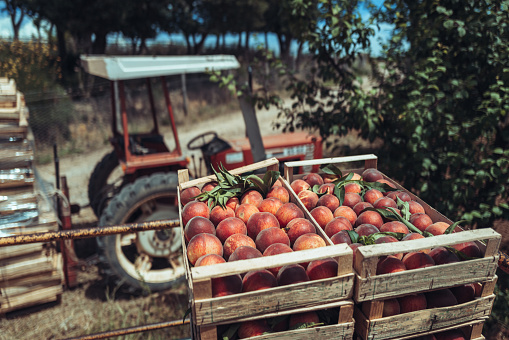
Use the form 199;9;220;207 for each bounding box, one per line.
80;55;240;80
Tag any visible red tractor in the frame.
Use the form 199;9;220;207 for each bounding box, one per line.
80;55;322;293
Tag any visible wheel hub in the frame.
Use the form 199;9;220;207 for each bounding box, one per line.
136;227;182;257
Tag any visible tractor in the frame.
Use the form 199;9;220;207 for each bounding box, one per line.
80;55;323;293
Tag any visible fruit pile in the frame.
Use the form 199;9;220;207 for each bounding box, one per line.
288;165;481;275
180;167;340;299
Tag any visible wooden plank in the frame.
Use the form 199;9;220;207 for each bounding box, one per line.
0;253;54;281
0;284;62;314
0;243;43;259
1;274;62;296
0;270;62;289
284;154;378;169
355;295;493;340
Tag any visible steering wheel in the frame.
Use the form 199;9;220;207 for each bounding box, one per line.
187;131;218;150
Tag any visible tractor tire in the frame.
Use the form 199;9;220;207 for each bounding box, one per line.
88;151;121;217
96;172;185;294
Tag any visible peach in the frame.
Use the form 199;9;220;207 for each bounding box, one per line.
386;190;412;202
228;245;263;262
324;217;353;238
318;183;336;194
331;230;353;245
226;197;240;211
210;205;235;227
195;253;225;267
355;223;380;236
398;293;427;313
263;243;294;276
401;232;425;241
373;196;397;210
452;242;481;258
310;206;334;229
241;189;264;207
266;185;290;203
180;186;201;206
237;319;271;339
425;288;458;308
246;212;280;239
285;218;316;245
255;227;290;253
181;201;210;227
187;233;223;266
364;188;384;205
275;202;305;228
306;258;338;280
290;179;311;194
317;194;340;212
353;202;373;216
428;247;460;265
277;264;309;285
223;234;256;260
235;203;260;225
402;252;435;269
376;255;406;275
375;236;402;259
201;181;218;192
343;192;362;208
344;182;362;194
334;206;357;225
272;178;283;187
293;233;326;251
362;168;384;182
408;200;425;215
450;283;476;304
242;269;277;292
298;189;319;210
383;298;400;317
212;274;243;297
184;216;216;243
216;217;247;243
350;243;363;263
288;311;320;329
376;178;397;192
302;173;324;187
380;221;409;234
434;330;466;340
425;222;451;236
345;172;362;180
257;197;284;215
355;210;383;228
409;213;434;232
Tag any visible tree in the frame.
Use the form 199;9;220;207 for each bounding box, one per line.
2;0;26;40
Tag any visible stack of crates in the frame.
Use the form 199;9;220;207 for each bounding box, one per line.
283;155;500;340
0;78;63;315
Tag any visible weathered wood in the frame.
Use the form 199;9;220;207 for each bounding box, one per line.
0;284;62;314
355;295;493;340
0;243;43;259
0;252;55;281
1;274;61;296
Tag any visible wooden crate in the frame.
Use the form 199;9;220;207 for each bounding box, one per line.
354;277;496;340
195;299;355;340
178;158;354;327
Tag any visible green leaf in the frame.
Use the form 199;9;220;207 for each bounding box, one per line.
347;230;360;244
444;220;466;234
320;163;343;176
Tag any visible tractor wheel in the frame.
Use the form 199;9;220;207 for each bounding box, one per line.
88;151;122;217
96;172;185;294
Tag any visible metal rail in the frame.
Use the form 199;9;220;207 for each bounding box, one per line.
0;219;180;247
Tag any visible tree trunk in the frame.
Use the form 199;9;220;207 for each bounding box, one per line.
245;31;250;50
184;34;192;54
264;31;269;49
9;9;24;41
92;32;107;54
237;33;242;49
295;41;304;72
56;26;68;73
194;33;208;54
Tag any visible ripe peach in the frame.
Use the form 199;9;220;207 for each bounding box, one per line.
225;197;240;211
343;192;362;208
408;200;425;215
450;283;476;304
242;269;277;292
302;173;324;187
246;212;280;239
223;234;256;260
386;190;412;202
211;274;243;297
331;230;353;245
306;258;338;280
290;179;311;194
334;206;357;226
355;210;384;228
376;178;397;192
425;222;451;236
180;186;201;206
428;247;460;265
355;223;380;237
195;253;225;267
434;330;466;340
345;172;362;180
235;203;260;225
318;183;336;194
298;189;319;210
401;232;425;241
210;205;235;227
344;182;362;194
376;255;406;275
373;196;397;210
241;189;264;207
277;264;309;285
293;233;326;252
383;298;401;317
425;288;458;308
216;217;247;244
275;202;304;228
272;178;283;187
402;252;435;269
255;227;290;253
181;201;210;227
317;194;340;212
288;311;320;329
266;185;290;203
263;243;294;276
257;197;284;215
285;218;316;245
362;168;384;182
350;243;363;263
375;236;403;259
201;181;218;192
452;242;481;258
398;293;427;313
184;216;216;243
187;234;223;266
237;319;271;339
353;202;373;216
364;188;384;205
409;213;434;232
324;217;353;238
380;221;409;234
229;246;263;262
310;206;334;229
